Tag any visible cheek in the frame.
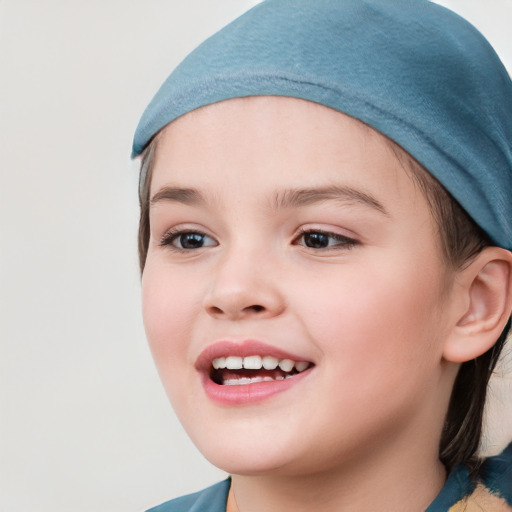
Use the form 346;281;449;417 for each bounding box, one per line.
301;256;446;389
141;263;213;421
297;266;449;453
141;261;202;381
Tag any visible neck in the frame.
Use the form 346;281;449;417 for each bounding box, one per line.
227;433;446;512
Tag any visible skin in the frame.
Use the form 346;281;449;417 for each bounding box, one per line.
142;96;467;511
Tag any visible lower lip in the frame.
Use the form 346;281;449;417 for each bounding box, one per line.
201;370;311;406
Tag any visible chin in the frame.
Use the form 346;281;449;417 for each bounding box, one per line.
181;417;310;476
201;445;309;477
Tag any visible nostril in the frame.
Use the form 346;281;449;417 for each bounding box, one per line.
204;298;274;319
207;304;264;314
247;305;265;312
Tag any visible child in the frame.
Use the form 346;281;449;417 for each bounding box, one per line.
132;1;512;510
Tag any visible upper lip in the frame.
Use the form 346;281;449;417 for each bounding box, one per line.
195;340;312;372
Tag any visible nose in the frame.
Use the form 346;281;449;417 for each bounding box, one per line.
202;247;286;321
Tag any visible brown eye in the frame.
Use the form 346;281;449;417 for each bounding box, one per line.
296;230;358;250
302;232;331;248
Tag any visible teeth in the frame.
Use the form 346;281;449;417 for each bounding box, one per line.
223;376;266;386
225;356;243;370
243;355;262;370
262;356;279;370
295;361;309;372
223;378;242;386
278;359;294;372
219;368;310;385
212;357;226;369
211;355;312;374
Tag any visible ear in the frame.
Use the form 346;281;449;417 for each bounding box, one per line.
443;247;512;363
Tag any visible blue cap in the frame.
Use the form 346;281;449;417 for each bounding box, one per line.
132;0;512;250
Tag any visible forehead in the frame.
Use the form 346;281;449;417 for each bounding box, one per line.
150;97;429;221
153;97;398;184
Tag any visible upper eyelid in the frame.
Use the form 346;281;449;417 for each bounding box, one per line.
293;228;360;248
159;224;212;239
295;227;359;241
158;227;218;251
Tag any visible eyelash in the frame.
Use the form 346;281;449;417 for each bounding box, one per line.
294;228;359;251
159;227;359;252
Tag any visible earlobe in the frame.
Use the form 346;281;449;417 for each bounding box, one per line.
443;247;512;363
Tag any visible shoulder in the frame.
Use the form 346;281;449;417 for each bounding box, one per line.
469;442;512;511
427;443;512;511
145;479;231;512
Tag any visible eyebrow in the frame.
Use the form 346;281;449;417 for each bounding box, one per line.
272;185;389;215
150;184;389;216
151;186;206;207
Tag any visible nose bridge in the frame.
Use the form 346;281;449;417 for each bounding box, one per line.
203;238;284;320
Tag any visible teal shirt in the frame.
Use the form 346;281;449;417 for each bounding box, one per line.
147;443;512;512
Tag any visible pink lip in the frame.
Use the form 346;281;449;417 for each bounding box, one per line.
196;340;314;406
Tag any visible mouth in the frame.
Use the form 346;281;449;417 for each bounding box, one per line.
197;341;314;404
210;355;312;386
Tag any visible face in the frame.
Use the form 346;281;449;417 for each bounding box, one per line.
142;97;457;477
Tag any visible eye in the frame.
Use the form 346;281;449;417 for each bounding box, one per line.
160;229;217;250
295;229;358;250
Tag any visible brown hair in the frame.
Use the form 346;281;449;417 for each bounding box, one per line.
389;144;511;475
137;134;158;275
137;133;510;476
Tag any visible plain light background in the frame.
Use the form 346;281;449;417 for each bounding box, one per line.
0;1;511;511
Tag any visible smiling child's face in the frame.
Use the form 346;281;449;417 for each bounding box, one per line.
142;96;459;477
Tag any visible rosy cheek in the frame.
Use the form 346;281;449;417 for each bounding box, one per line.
142;266;199;361
304;261;437;357
142;270;176;346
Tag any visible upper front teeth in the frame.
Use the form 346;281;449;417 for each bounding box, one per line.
224;356;242;369
212;355;309;372
243;355;262;369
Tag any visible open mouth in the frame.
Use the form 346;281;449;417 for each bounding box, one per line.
210;355;313;386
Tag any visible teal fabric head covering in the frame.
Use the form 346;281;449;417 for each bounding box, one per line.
132;0;512;250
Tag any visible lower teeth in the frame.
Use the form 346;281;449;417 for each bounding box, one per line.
223;374;291;386
212;365;311;386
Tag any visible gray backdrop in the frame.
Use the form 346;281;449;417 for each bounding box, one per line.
1;1;511;510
